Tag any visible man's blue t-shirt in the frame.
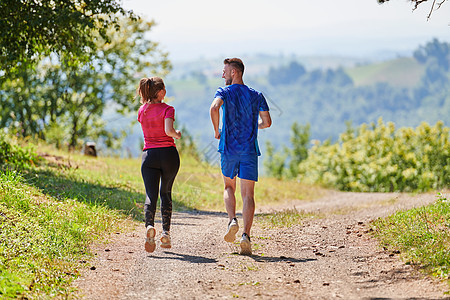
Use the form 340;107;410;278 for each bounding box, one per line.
214;84;270;156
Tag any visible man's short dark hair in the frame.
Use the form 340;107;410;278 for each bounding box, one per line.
224;58;244;74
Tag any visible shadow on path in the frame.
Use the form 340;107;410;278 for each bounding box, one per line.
249;254;317;264
146;251;218;264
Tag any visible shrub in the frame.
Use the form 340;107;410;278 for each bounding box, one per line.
297;119;450;192
0;134;38;169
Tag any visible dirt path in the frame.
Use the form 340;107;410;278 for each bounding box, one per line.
74;191;450;299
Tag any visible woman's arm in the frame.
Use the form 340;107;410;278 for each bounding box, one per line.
164;118;181;139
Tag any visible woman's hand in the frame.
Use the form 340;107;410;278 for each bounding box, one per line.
175;130;182;139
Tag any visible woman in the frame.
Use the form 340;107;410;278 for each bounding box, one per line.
137;77;181;253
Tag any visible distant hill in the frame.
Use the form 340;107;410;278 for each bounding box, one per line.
347;57;425;88
107;45;449;160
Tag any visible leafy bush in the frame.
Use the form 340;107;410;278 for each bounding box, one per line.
297;119;450;192
264;122;310;179
0;134;38;169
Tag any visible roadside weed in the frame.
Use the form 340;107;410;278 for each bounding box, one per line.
372;193;450;279
256;208;316;228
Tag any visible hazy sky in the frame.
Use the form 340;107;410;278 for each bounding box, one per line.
122;0;450;61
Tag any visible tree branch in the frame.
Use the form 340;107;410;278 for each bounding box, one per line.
378;0;448;20
425;0;437;20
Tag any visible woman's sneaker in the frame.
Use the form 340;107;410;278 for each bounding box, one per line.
160;231;171;249
224;218;239;243
145;225;156;253
240;233;252;255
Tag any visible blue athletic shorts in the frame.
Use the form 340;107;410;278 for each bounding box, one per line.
220;154;258;181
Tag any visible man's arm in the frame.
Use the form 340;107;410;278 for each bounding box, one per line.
210;97;223;139
258;111;272;129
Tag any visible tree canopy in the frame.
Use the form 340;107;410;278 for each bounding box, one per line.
0;17;171;149
0;0;134;70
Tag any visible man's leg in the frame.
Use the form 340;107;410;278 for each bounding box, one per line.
223;175;237;221
238;179;255;255
223;175;239;242
240;179;255;236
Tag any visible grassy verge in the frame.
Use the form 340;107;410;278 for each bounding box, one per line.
0;169;130;298
372;193;450;281
1;142;322;298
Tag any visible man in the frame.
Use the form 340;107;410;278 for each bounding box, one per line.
210;58;272;255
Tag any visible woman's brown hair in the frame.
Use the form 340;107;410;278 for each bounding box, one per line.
137;77;165;104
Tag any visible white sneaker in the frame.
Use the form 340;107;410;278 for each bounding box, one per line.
224;218;239;243
240;233;252;255
145;226;156;253
160;231;171;249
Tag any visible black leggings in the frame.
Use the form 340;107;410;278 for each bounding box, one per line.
141;147;180;232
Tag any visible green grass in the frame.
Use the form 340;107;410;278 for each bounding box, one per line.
256;208;317;228
0;141;324;298
347;57;425;88
372;193;450;280
5;138;449;298
0;169;130;298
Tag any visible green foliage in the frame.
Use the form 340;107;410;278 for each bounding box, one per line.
0;169;125;298
263;141;286;179
0;0;134;70
287;122;311;177
264;122;310;179
1;17;171;149
373;193;450;279
297;119;450;192
0;134;38;169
